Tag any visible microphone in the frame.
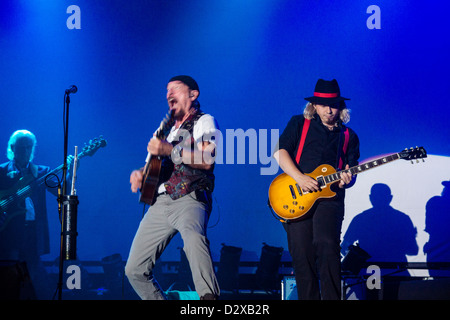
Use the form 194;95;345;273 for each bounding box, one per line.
65;85;78;94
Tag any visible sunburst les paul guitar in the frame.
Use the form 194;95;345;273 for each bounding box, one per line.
0;136;107;232
139;111;174;205
268;147;427;222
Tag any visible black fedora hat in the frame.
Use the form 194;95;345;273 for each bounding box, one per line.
304;79;349;105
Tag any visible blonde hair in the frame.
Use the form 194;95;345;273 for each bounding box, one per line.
7;130;37;161
303;102;350;124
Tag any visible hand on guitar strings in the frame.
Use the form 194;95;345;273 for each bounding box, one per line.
130;169;144;193
295;174;320;193
338;164;353;188
147;136;173;157
66;155;79;171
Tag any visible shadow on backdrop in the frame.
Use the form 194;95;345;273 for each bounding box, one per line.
424;180;450;277
342;183;418;262
341;183;419;299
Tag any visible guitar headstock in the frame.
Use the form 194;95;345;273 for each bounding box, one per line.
155;110;175;139
79;136;107;158
399;146;427;163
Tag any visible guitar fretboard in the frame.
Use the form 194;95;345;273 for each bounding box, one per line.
324;153;400;184
0;137;106;212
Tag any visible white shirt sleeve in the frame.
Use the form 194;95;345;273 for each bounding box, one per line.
193;114;220;146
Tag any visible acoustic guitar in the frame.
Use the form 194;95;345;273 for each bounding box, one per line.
139;111;174;205
268;147;427;222
0;136;107;232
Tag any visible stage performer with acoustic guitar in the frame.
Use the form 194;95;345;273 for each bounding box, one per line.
126;75;220;300
273;79;360;300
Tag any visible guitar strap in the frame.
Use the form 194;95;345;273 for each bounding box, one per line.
294;118;349;169
295;119;310;164
178;111;204;137
338;128;350;170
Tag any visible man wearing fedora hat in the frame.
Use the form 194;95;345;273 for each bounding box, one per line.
274;79;360;300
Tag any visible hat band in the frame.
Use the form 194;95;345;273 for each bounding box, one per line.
314;92;339;98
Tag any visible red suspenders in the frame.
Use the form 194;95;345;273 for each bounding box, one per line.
295;119;311;164
295;118;349;169
338;129;350;170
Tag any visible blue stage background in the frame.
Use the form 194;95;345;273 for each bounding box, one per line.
1;0;449;267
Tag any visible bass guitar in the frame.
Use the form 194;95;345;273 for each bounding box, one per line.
0;136;107;232
139;111;174;205
268;147;427;222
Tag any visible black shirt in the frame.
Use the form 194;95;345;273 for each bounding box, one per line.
276;114;360;175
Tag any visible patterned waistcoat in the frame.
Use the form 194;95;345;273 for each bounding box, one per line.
163;110;215;200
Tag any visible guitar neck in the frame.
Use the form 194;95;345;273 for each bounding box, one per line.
0;136;106;214
324;152;401;184
36;164;64;187
0;164;64;214
144;112;174;164
36;150;89;188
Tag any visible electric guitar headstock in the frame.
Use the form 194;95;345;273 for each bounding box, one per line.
79;136;107;159
399;146;427;163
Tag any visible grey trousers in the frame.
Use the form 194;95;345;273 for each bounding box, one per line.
125;191;219;300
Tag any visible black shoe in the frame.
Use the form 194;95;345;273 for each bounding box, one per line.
200;293;217;300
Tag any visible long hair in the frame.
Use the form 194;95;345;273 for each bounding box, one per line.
6;130;37;161
303;102;351;124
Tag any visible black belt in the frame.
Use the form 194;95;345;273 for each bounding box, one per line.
157;191;168;196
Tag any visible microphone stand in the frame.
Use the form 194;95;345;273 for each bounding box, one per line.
56;89;79;300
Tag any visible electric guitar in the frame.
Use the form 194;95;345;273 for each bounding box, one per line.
268;147;427;222
0;136;107;232
139;111;174;205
